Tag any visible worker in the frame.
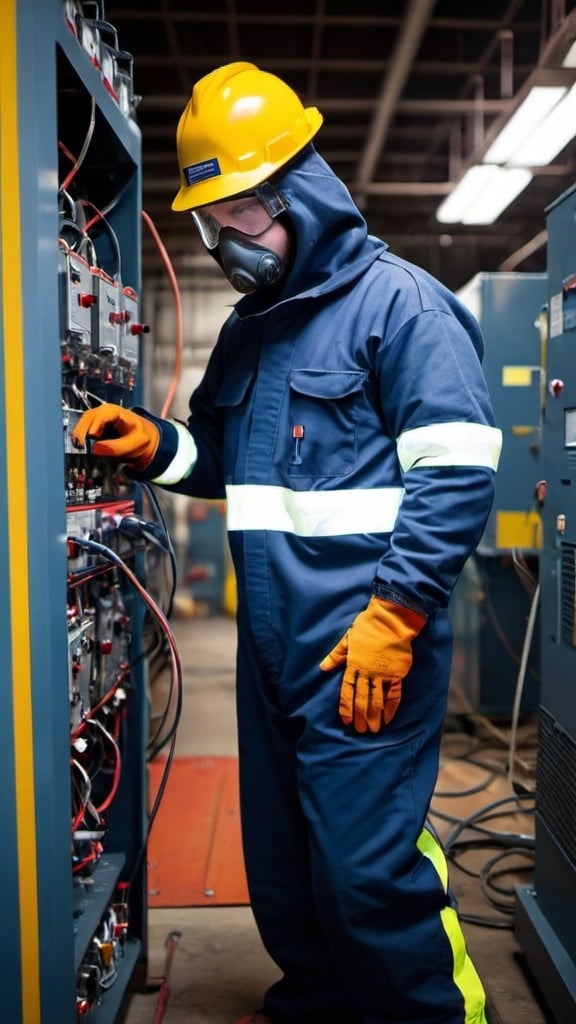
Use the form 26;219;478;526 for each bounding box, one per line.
73;62;502;1024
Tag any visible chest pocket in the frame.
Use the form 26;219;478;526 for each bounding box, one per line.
287;369;368;478
215;372;254;478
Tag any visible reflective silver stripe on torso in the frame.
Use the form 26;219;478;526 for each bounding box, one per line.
225;485;405;536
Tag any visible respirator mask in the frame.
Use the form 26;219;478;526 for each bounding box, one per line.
191;183;288;294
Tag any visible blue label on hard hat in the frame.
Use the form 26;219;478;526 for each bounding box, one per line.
183;158;221;185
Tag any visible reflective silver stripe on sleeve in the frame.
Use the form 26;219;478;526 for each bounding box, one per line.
225;484;404;536
396;422;502;473
151;421;198;485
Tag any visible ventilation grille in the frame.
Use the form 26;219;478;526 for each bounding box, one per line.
538;707;576;865
561;543;576;647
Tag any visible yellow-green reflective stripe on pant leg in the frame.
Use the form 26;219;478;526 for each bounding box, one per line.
417;827;487;1024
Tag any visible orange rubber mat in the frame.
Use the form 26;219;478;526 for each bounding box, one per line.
147;755;250;908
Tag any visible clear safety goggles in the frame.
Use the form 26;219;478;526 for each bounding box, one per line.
191;182;287;250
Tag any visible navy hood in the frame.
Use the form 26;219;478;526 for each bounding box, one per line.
235;145;385;314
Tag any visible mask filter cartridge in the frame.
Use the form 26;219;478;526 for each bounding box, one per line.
218;231;282;293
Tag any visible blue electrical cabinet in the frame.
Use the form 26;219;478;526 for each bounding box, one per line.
515;181;576;1023
458;272;546;553
0;2;150;1020
452;273;546;716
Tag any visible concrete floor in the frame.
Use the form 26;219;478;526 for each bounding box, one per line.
123;611;552;1024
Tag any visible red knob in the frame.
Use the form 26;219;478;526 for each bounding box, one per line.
549;378;564;397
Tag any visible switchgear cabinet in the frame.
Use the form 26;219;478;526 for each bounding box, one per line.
0;1;151;1020
515;182;576;1023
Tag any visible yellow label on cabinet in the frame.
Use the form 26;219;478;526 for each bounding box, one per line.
496;510;542;549
502;366;534;386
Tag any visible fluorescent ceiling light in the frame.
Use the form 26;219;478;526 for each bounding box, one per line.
483;86;567;164
437;166;496;223
508;81;576;165
463;167;532;223
436;164;532;225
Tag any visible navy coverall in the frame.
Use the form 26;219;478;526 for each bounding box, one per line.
139;145;501;1024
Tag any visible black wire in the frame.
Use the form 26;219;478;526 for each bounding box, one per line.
443;792;535;853
434;769;498;798
140;480;178;619
479;847;535;912
467;818;535;843
141;601;178;757
447;839;535;927
483;857;535;897
128;727;178;892
147;678;178;761
146;650;176;760
428;768;538;930
448;834;533;854
59;218;86;246
458;912;514;930
429;800;535;837
135;483;180;756
448;851;482;879
460;754;510;773
429;807;465;826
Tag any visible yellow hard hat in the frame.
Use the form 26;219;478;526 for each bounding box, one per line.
172;61;323;212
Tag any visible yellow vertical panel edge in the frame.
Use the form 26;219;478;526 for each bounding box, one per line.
0;0;41;1020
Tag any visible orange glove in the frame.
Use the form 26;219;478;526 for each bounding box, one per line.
71;404;160;473
319;596;426;732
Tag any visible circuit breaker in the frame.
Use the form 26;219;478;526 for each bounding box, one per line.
59;4;151;1017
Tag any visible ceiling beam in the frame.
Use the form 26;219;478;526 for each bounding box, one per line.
141;164;572;196
226;0;241;59
355;0;437;201
112;10;540;32
159;0;191;95
498;230;548;270
138;95;511;115
132;55;532;76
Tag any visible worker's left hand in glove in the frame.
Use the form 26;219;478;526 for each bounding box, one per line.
319;596;427;732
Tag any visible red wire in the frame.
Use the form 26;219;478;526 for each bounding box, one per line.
58;140;77;166
70;713;123;828
141;209;184;419
73;848;101;874
60;154;83;194
71;771;89;832
70;665;130;742
94;724;122;814
81;198;106;233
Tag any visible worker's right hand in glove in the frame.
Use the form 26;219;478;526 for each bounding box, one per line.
319;596;426;732
71;404;160;473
